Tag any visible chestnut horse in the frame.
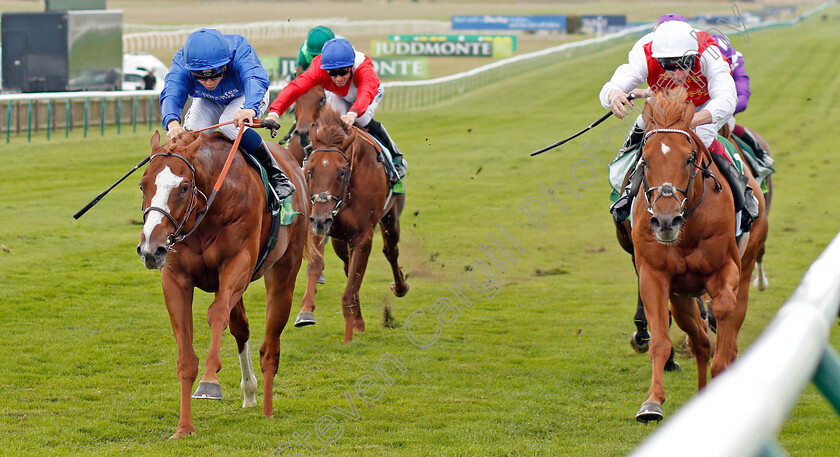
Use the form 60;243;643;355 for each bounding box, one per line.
297;107;409;343
627;91;768;422
137;130;309;438
619;125;774;360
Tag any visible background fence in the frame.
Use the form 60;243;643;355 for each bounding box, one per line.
1;1;834;143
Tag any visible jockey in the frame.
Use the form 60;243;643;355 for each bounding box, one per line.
262;38;406;185
295;26;335;76
602;19;759;231
161;29;294;201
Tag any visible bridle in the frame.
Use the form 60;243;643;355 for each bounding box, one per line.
307;138;355;217
142;152;208;249
639;128;721;218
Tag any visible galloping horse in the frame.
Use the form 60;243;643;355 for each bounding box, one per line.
137;130;309;437
297;107;409;343
620;122;774;360
626;90;768;422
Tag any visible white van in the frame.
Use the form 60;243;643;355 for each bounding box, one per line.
122;53;169;91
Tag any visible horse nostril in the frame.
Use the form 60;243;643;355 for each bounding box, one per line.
155;246;167;258
650;216;661;231
672;215;684;228
137;245;142;256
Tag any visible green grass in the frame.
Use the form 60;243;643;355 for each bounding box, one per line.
2;7;840;457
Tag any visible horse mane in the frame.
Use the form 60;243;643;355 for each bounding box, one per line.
645;89;694;130
313;106;348;149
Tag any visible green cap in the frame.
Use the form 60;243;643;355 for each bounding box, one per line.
305;26;335;57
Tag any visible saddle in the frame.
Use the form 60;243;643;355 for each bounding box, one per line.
358;129;405;194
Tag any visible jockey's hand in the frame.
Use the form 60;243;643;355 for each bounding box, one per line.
260;117;281;138
630;88;651;100
340;112;358;129
233;109;257;128
165;120;184;142
608;90;634;119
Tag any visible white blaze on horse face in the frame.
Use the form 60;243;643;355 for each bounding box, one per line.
661;143;671;155
141;166;184;250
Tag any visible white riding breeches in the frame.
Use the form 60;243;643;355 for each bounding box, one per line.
183;92;270;140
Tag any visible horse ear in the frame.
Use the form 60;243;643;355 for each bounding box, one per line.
186;133;202;155
150;130;161;151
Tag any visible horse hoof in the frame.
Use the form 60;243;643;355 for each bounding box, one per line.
191;381;222;400
294;312;316;327
169;430;195;439
664;359;682;372
630;332;650;353
317;273;326;284
636;402;664;423
390;282;409;297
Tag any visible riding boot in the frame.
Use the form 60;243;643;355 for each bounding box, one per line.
610;162;644;224
251;140;296;201
738;127;773;167
618;123;645;158
711;152;759;232
366;119;406;184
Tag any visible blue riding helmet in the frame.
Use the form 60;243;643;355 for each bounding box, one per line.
183;28;232;74
320;38;356;70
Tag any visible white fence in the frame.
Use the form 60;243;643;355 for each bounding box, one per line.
123;19;452;53
630;229;840;457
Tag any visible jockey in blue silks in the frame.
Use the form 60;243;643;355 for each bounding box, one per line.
160;28;295;200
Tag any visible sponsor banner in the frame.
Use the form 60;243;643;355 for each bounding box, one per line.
581;15;627;33
372;40;495;58
265;58;428;80
451;15;566;31
388;34;517;51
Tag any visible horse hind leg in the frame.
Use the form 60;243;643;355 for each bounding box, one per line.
260;262;297;416
229;298;258;408
380;207;409;297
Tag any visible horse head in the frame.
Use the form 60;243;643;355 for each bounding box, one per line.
292;86;326;162
137;131;205;269
639;89;701;244
305;107;355;236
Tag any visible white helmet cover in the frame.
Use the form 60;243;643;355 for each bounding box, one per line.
651;21;700;58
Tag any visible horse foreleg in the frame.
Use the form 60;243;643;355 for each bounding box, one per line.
195;255;252;399
229;298;258;408
636;265;671;422
161;271;198;438
297;234;326;327
670;295;711;390
260;259;297;417
332;237;350;277
380;207;409;297
631;291;650;353
706;260;742;378
342;235;374;344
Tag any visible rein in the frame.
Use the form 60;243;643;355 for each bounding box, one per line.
640;128;721;218
147;119;264;248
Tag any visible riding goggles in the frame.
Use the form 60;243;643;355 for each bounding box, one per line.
656;55;696;72
191;67;225;81
326;66;352;77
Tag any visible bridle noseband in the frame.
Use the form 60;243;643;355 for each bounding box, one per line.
640;128;720;218
142;152;207;249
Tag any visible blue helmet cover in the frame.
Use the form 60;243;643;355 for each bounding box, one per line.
320;38;356;70
183;28;232;73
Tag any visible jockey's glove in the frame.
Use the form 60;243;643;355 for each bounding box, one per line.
260;118;281;138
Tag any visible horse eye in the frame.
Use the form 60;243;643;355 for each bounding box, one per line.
180;184;190;194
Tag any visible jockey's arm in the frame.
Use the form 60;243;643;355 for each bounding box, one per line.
699;47;737;126
600;37;649;119
690;109;713;128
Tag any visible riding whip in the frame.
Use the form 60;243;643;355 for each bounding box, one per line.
73;119;266;220
530;93;636;157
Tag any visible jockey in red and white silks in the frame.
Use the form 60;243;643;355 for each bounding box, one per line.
599;20;736;152
604;19;758;229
